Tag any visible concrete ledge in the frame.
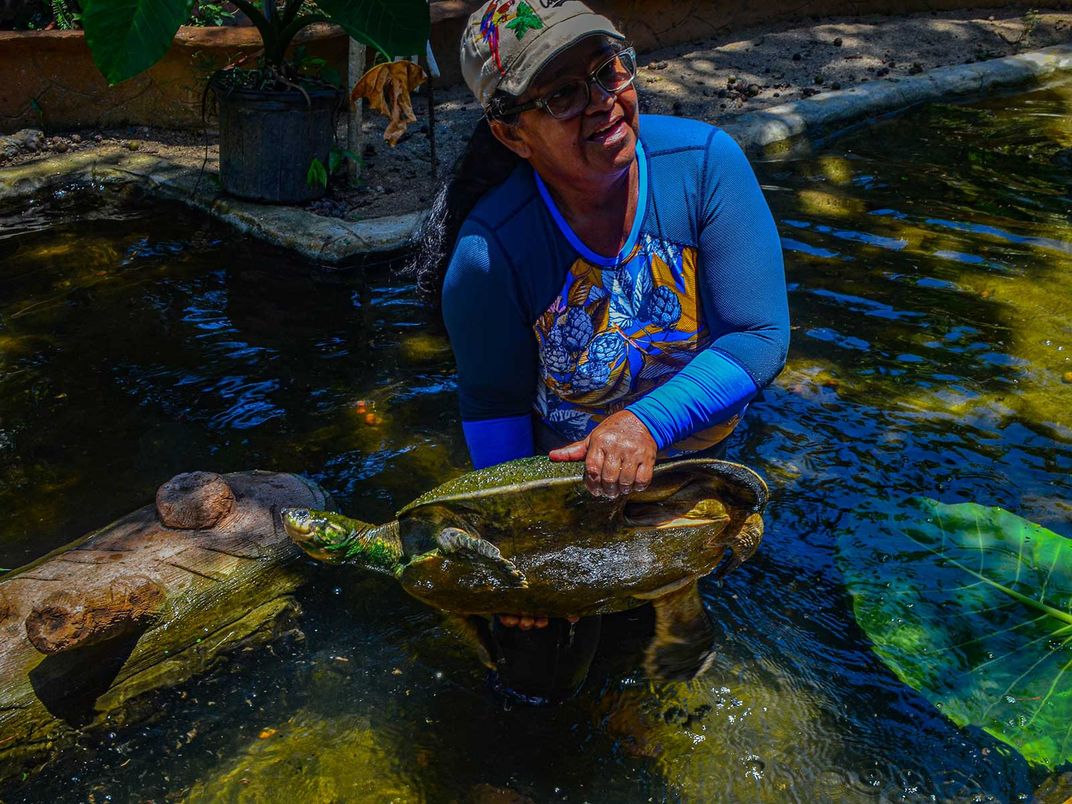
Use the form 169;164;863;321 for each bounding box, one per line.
0;147;425;261
721;43;1072;155
1;45;1070;262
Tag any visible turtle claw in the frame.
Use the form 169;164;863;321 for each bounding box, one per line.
713;513;764;580
437;527;528;587
711;554;742;582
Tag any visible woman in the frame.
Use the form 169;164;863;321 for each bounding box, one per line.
410;0;789;696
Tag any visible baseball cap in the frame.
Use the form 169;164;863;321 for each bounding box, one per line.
460;1;625;109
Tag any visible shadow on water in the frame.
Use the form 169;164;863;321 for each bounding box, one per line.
2;81;1072;801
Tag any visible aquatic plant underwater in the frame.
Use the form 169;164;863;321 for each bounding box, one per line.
840;499;1072;769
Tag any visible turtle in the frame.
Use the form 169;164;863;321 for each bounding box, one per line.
282;455;767;681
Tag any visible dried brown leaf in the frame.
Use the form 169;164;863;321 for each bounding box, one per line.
351;61;428;146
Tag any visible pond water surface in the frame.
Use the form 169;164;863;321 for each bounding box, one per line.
1;79;1070;801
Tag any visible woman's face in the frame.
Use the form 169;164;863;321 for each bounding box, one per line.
493;37;640;187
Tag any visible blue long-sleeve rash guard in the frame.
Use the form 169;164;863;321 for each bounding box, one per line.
442;116;789;469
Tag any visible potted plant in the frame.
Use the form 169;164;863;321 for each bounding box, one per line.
80;0;429;203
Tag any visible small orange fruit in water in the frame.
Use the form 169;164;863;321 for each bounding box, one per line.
365;413;378;425
258;728;277;739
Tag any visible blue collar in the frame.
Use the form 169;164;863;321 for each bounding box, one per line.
533;137;648;268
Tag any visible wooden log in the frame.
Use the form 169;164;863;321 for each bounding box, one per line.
0;470;330;783
24;575;166;655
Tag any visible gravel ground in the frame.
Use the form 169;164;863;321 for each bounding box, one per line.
2;7;1069;221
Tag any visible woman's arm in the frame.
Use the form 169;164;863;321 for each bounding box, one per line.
626;128;789;449
553;128;788;493
442;222;538;468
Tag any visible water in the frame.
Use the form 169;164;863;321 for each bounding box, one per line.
0;189;467;570
2;80;1071;801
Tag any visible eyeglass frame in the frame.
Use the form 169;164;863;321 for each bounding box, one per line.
489;47;638;121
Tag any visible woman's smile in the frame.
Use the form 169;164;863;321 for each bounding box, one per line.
587;116;628;145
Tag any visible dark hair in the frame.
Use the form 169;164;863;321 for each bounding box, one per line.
406;34;626;306
406;94;522;308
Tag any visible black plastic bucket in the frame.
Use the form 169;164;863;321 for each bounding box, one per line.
213;81;342;204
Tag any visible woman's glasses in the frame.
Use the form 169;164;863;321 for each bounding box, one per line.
495;48;638;121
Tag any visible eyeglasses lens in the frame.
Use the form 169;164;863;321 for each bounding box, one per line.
545;50;637;120
597;50;636;92
545;83;587;119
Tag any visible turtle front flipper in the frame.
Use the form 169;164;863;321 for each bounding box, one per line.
713;512;765;580
436;527;528;588
637;579;715;682
281;508;403;576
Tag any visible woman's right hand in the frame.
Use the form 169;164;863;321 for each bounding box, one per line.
548;410;656;498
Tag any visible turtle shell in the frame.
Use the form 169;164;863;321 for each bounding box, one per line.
393;456;768;618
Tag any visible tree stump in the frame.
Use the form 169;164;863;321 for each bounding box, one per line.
0;470;330;783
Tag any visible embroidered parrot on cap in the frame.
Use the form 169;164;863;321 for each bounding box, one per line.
479;0;545;75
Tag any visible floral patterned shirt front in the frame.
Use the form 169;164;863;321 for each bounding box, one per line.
533;231;726;450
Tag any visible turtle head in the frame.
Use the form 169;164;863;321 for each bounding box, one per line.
282;507;350;564
281;507;403;573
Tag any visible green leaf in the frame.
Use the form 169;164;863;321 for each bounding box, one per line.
82;0;191;85
505;2;543;41
327;147;362;176
839;499;1072;769
313;0;429;60
306;157;328;189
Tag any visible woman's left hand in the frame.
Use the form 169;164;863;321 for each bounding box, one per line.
548;410;656;498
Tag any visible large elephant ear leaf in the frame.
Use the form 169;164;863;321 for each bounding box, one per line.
82;0;191;85
314;0;430;60
838;499;1072;769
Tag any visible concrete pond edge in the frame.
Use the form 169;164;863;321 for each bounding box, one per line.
1;44;1070;263
719;43;1072;156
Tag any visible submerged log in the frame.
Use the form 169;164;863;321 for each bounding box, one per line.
0;470;330;782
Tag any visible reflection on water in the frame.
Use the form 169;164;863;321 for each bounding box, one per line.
2;80;1071;801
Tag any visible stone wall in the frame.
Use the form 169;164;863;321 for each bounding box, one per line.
0;24;348;132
